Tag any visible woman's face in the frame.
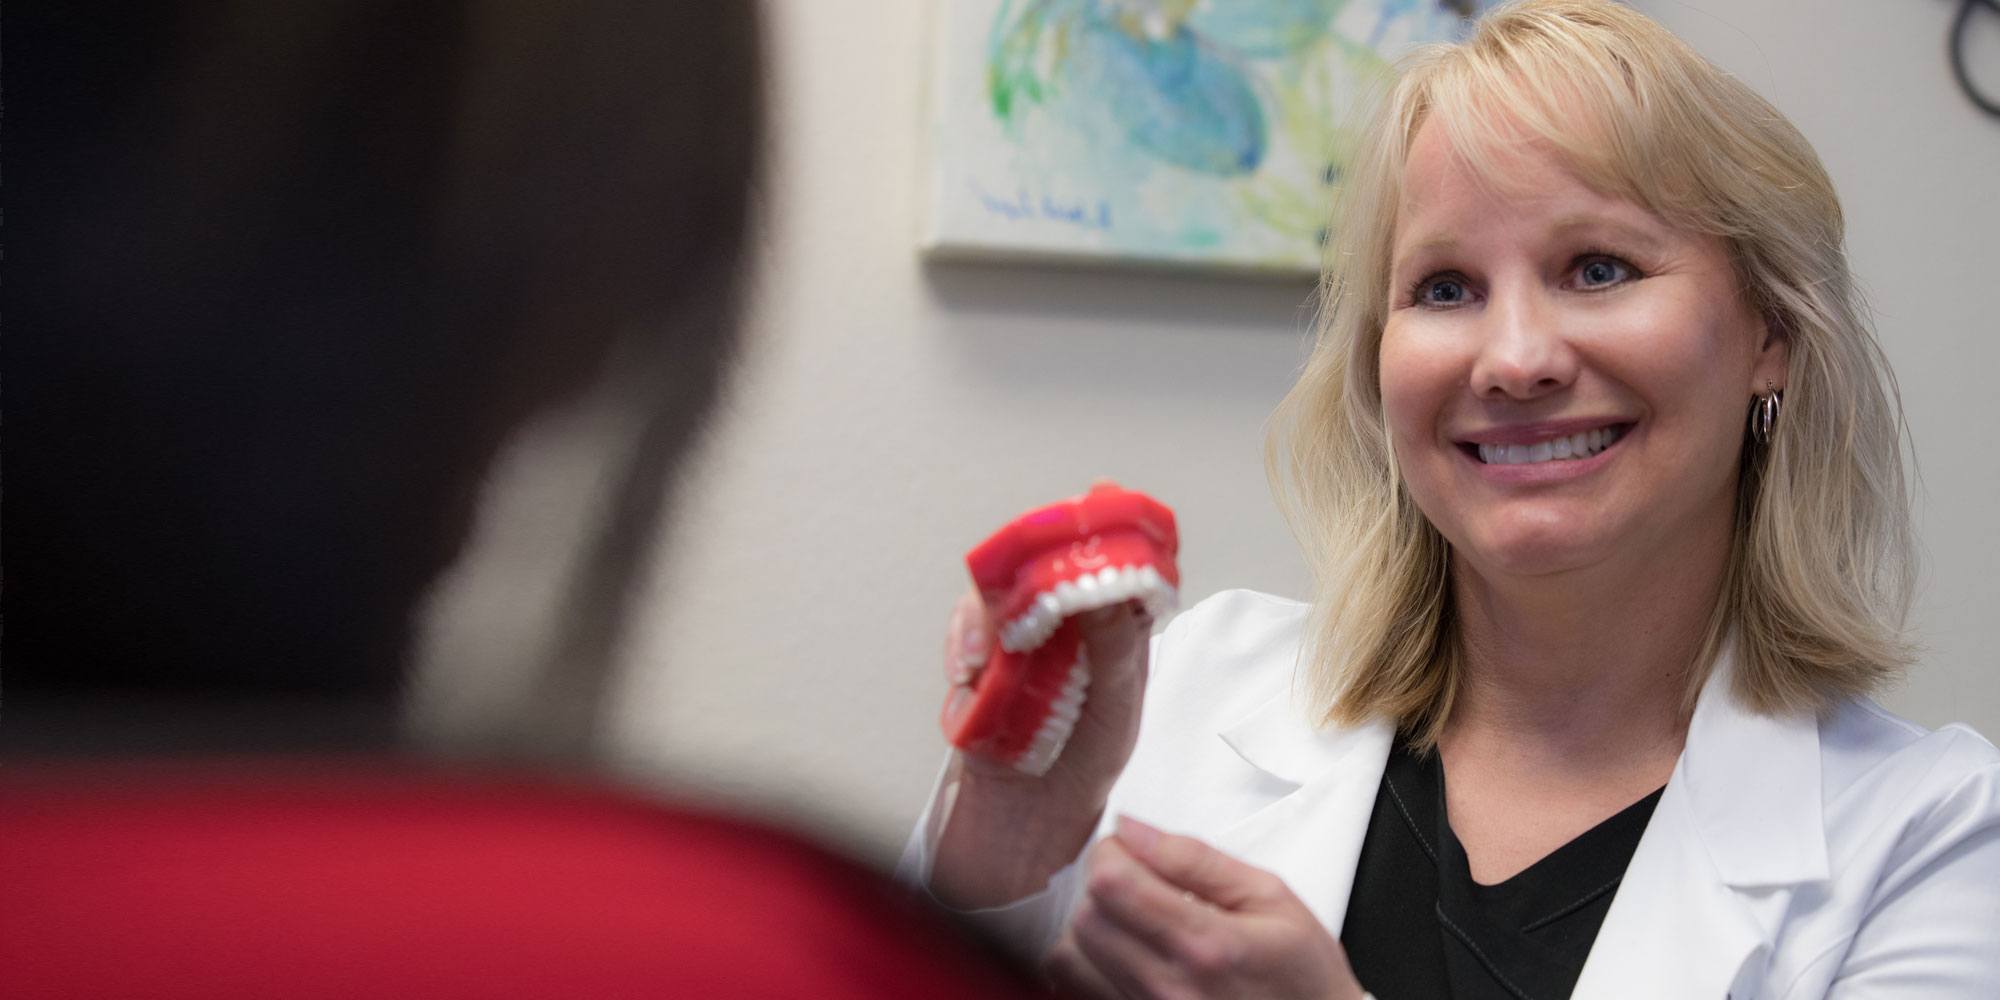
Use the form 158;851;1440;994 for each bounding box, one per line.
1378;122;1788;586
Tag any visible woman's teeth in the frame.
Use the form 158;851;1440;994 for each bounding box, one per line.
1476;425;1623;466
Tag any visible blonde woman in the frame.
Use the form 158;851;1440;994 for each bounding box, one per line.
904;1;2000;997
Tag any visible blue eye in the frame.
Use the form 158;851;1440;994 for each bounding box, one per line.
1575;256;1635;288
1415;275;1470;306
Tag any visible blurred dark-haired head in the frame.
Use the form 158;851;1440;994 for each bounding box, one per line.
5;2;762;753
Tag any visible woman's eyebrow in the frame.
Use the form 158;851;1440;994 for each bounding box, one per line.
1390;215;1669;275
1546;214;1670;254
1389;236;1458;278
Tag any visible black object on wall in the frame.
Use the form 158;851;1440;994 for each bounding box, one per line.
1952;0;2000;117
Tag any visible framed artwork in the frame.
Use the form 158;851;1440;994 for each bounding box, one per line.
920;0;1487;275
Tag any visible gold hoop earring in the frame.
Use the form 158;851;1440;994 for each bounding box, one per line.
1750;380;1782;444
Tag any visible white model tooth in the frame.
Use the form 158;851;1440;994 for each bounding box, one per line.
1012;623;1037;652
1055;580;1081;611
1014;740;1059;776
1024;715;1074;757
1041;714;1077;743
1075;572;1100;603
1096;566;1120;590
1006;611;1033;638
1000;621;1024;652
1037;592;1062;620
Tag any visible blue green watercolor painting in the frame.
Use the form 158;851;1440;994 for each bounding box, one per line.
922;0;1486;273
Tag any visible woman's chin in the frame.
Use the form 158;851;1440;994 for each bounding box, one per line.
1457;523;1614;581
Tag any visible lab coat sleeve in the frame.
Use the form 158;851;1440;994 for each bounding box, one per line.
893;622;1184;960
894;752;1090;960
1807;737;2000;998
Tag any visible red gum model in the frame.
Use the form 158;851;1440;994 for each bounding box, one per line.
941;483;1180;775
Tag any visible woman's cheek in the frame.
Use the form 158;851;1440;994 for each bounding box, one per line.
1377;327;1455;457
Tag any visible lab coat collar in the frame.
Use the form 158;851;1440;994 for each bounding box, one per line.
1218;684;1376;787
1211;641;1830;995
1674;643;1830;887
1573;646;1830;997
1216;642;1831;886
1214;688;1394;934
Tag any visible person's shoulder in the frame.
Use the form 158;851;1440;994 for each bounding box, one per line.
0;764;1038;1000
1820;697;2000;828
1158;588;1309;657
1144;588;1309;719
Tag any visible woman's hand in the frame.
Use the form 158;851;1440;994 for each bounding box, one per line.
929;589;1154;909
1049;817;1366;1000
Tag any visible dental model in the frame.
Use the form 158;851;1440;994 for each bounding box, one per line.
941;482;1180;776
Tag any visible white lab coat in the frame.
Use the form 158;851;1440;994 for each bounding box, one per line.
901;589;2000;999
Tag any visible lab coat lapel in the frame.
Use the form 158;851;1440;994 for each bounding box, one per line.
1211;690;1394;936
1572;649;1829;999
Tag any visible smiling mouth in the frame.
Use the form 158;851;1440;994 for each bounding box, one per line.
1460;424;1631;465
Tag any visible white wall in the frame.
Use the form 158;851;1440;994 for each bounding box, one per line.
428;0;2000;859
1636;0;2000;756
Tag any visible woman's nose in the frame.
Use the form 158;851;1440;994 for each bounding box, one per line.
1467;284;1579;400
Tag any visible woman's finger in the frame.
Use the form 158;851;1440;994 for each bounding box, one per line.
1045;931;1123;1000
1070;896;1187;1000
943;589;989;687
1084;835;1217;959
1074;600;1152;690
1114;815;1286;912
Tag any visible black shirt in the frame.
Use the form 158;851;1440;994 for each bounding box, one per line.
1340;740;1663;1000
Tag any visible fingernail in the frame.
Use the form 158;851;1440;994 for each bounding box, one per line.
943;685;974;718
959;621;988;667
1115;814;1160;855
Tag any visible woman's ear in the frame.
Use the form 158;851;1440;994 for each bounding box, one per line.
1752;308;1792;394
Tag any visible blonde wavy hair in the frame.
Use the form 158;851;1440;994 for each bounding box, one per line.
1266;0;1914;746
